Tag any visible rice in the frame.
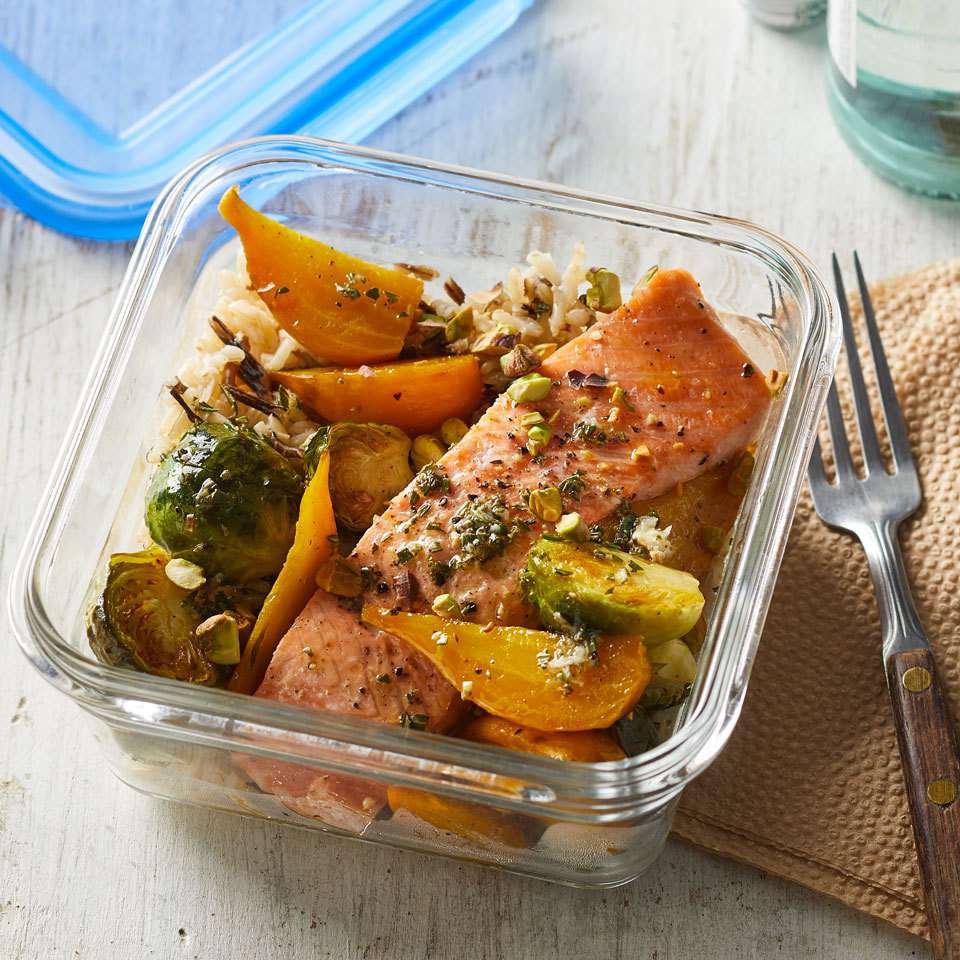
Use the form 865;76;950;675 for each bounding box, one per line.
158;243;617;454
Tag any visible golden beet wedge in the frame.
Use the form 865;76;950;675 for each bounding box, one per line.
386;715;624;849
219;187;422;365
228;450;337;695
459;714;626;762
361;607;652;732
272;355;483;435
386;786;533;849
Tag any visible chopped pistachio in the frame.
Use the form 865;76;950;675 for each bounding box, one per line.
631;444;652;461
527;423;552;455
164;558;205;591
520;411;546;428
528;487;563;523
555;512;588;542
610;385;635;410
584;268;622;312
195;613;240;665
411;434;447;471
499;343;541;379
506;372;552;404
440;418;469;447
445;306;473;343
432;594;462;619
631;265;659;298
473;322;519;356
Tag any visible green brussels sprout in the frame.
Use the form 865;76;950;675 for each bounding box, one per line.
87;547;217;684
523;537;704;644
304;423;413;532
146;421;303;583
639;638;697;709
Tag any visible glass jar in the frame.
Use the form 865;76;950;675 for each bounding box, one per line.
828;0;960;198
742;0;826;29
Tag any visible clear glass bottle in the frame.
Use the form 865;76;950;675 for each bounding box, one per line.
828;1;960;199
742;0;826;29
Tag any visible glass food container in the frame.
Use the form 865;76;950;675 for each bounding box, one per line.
9;138;838;886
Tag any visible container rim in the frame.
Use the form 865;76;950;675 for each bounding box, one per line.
8;136;839;817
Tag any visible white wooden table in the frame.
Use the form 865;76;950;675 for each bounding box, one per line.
2;1;956;956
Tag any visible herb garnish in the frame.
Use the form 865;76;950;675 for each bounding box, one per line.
399;712;429;730
450;495;520;565
558;470;586;500
417;463;451;495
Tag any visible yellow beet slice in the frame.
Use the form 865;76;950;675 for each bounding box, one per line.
362;607;651;732
386;786;532;849
272;355;484;435
460;714;626;761
228;450;337;694
386;715;623;849
219;187;422;365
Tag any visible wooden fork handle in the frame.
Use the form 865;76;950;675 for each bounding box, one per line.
887;647;960;959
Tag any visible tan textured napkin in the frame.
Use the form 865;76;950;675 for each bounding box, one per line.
672;259;960;941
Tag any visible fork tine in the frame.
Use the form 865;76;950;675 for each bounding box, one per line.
832;254;885;475
807;433;829;488
824;377;855;481
853;251;915;471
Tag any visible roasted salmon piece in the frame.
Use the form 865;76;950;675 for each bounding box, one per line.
242;268;772;828
351;267;771;622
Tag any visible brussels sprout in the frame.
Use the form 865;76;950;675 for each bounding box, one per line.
305;423;413;532
88;548;217;684
639;638;697;710
523;538;704;644
146;422;302;583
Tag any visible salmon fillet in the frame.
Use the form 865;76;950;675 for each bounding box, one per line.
240;268;772;827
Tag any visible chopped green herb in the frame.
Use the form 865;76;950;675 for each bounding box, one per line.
428;558;452;586
450;495;520;565
416;462;451;495
399;712;429;730
334;282;361;299
558;470;586;500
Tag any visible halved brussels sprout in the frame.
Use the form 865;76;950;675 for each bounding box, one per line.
523;537;704;644
145;421;303;583
87;547;217;684
304;423;413;531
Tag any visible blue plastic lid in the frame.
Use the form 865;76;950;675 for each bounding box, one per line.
0;0;532;239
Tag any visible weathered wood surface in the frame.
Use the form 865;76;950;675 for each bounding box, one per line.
3;0;956;956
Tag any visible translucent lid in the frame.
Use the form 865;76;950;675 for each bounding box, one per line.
0;0;531;239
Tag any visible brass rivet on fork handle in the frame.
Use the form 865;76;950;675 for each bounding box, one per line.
902;666;933;692
928;779;958;807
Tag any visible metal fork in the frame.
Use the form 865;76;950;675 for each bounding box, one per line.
808;254;960;958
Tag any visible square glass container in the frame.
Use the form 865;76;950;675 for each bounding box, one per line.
9;138;838;885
